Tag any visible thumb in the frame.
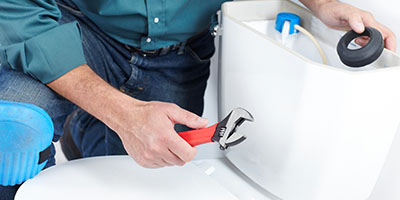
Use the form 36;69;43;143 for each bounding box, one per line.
347;13;365;33
167;106;209;129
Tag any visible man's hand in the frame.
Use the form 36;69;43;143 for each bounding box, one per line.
48;64;208;168
115;100;209;168
300;0;396;52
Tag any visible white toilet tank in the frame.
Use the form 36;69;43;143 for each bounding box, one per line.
219;1;400;200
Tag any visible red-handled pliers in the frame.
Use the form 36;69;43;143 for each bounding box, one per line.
178;108;254;150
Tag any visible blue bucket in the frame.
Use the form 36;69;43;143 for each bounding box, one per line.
0;100;54;186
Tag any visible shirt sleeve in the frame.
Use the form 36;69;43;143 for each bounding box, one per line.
0;0;86;84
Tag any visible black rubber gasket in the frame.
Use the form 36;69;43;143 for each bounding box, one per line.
337;27;384;67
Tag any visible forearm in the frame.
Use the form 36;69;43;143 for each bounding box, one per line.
299;0;336;13
46;64;142;130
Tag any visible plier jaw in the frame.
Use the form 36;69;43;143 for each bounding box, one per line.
178;108;254;150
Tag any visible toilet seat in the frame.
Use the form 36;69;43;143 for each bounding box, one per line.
15;156;274;200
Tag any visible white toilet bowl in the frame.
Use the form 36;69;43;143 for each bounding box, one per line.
15;156;277;200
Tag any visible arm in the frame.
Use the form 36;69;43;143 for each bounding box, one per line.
47;64;208;168
299;0;396;52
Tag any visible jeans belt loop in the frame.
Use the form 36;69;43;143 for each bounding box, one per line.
178;41;187;55
159;46;171;56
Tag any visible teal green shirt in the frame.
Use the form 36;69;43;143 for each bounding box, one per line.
0;1;227;83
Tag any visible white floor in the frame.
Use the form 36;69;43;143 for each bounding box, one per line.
54;142;68;165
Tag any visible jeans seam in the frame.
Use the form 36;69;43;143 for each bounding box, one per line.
185;46;211;64
119;64;143;97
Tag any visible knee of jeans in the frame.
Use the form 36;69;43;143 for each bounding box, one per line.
0;68;75;143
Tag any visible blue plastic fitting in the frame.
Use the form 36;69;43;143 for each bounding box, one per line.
275;12;301;35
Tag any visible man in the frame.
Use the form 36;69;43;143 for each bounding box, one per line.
0;0;396;199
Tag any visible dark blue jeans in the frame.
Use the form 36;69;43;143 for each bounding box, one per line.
0;0;214;199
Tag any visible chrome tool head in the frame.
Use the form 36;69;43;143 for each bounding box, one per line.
211;108;254;150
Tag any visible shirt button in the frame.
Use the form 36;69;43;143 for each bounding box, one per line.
146;37;152;43
154;17;159;23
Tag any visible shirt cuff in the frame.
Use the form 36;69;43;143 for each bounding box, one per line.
3;21;86;84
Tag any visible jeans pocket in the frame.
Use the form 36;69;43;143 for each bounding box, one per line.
57;1;85;17
185;34;216;64
119;64;145;97
186;46;213;64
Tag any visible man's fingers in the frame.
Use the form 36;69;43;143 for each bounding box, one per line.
365;25;397;51
161;158;174;166
140;162;163;168
355;36;370;46
143;156;172;167
385;34;397;52
167;105;208;129
360;12;397;52
163;104;200;163
347;13;364;33
380;26;397;51
140;145;185;167
163;150;186;166
156;147;186;166
168;132;197;162
122;101;204;169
